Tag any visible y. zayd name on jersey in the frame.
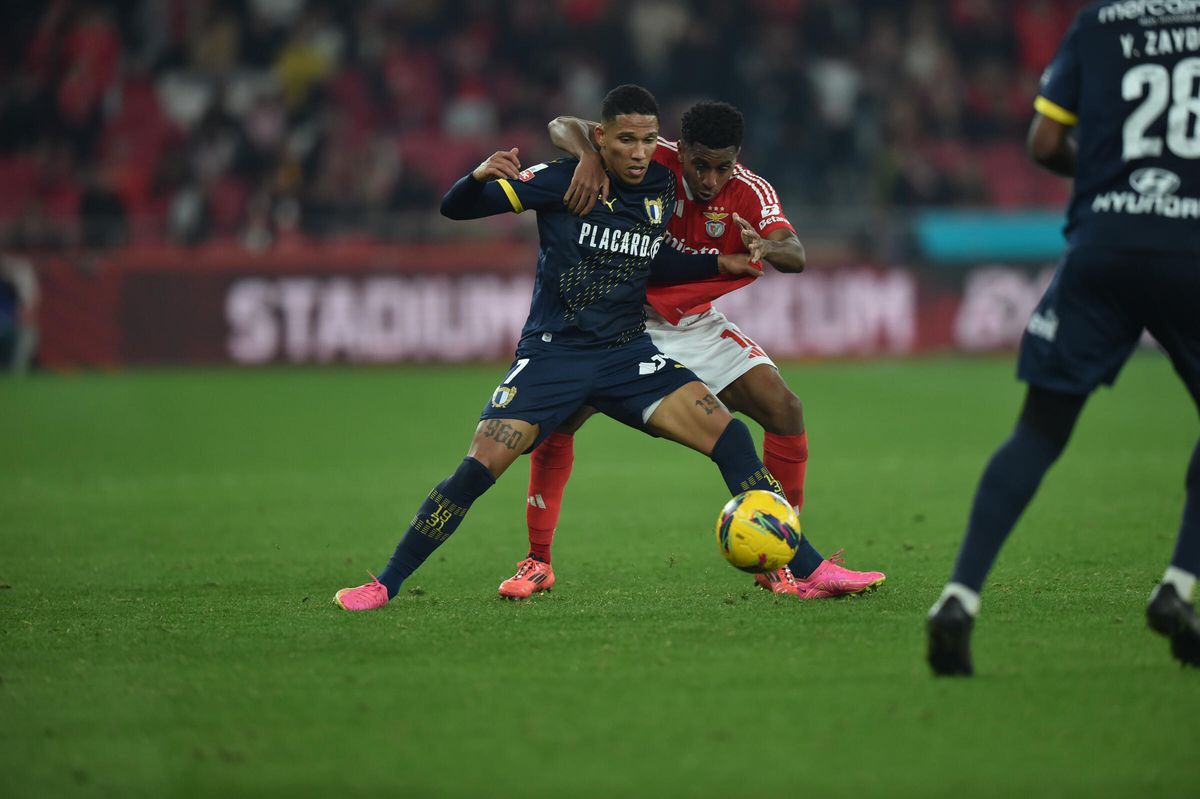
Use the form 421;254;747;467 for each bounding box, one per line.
1119;26;1200;57
577;222;664;258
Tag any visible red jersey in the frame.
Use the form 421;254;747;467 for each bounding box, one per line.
645;138;796;324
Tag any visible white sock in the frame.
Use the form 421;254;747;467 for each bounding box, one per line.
929;582;981;618
1160;566;1197;603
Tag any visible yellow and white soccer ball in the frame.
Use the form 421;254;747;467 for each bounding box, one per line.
715;490;802;573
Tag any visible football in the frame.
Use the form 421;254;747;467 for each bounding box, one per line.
715;490;802;573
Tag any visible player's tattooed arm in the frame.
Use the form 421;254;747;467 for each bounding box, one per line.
732;213;805;273
694;394;720;416
548;116;608;216
480;419;525;450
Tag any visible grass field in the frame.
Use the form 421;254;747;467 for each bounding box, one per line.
2;355;1198;798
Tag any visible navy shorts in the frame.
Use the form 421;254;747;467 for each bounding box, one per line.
479;334;702;449
1017;246;1200;404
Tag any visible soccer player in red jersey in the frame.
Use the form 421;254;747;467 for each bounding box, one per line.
497;101;886;601
334;85;773;613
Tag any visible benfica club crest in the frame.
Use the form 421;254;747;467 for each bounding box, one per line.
704;212;728;238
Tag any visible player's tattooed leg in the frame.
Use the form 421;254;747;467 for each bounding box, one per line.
480;419;525;450
694;393;720;415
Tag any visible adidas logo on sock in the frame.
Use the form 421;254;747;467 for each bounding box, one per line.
527;494;547;509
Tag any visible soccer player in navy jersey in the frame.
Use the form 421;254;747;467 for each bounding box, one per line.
927;1;1200;674
494;102;886;601
334;84;771;610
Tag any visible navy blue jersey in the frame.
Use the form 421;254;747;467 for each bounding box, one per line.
491;159;679;347
1037;2;1200;253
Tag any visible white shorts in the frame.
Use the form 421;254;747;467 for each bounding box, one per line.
644;306;777;395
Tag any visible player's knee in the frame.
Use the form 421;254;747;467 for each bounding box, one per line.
465;451;506;479
760;389;804;435
1019;387;1083;453
469;419;537;477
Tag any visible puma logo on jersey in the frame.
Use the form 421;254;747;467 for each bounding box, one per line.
600;196;617;211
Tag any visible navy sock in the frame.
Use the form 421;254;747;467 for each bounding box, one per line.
1170;440;1200;575
950;422;1067;592
710;419;825;576
377;457;496;598
787;538;827;579
710;419;779;495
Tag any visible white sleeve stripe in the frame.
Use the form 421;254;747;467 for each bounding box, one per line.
657;138;678;151
736;167;780;205
735;166;779;205
733;173;769;207
732;168;766;202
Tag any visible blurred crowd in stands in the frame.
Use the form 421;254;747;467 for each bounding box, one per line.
0;0;1082;253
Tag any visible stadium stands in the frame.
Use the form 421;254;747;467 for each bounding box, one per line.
0;0;1080;252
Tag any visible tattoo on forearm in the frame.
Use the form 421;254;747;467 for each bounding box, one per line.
695;394;719;416
481;419;525;450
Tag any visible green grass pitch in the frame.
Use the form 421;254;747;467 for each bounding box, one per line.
2;355;1197;797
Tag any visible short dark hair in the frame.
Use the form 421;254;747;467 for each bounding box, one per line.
680;101;745;150
600;84;659;123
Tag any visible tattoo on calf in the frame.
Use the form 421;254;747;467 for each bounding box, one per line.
481;419;525;450
695;394;720;416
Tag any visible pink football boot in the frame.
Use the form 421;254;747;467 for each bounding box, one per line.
334;576;389;611
794;549;886;598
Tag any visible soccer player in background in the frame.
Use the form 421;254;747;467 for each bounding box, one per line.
495;101;886;600
927;2;1200;674
334;85;771;611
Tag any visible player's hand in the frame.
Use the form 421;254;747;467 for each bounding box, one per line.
472;148;521;182
732;212;768;262
563;151;609;216
716;253;764;278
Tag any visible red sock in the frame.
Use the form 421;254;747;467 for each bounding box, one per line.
526;432;574;563
763;431;808;516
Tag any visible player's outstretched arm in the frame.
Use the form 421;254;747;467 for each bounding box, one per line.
548;116;608;216
732;213;805;273
716;253;766;278
1027;113;1075;177
649;244;763;284
440;148;525;220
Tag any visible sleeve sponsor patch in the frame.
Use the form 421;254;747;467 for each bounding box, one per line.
518;163;550;182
